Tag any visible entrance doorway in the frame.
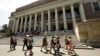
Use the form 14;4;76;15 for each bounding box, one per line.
59;23;64;31
67;22;73;30
52;25;55;31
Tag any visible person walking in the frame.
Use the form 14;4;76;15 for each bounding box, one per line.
24;34;34;56
23;36;28;51
49;36;56;54
40;35;48;52
10;36;14;50
51;36;58;54
13;36;18;50
64;34;69;51
67;36;75;55
56;37;61;55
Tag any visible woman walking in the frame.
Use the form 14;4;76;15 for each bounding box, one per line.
24;34;34;56
13;36;18;50
40;35;48;52
23;36;28;51
49;36;56;54
10;36;14;50
67;36;75;55
64;34;69;51
56;37;61;55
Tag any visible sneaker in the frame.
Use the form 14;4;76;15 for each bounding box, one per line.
49;51;52;54
24;52;26;55
30;52;33;56
14;48;16;50
47;50;49;52
40;50;42;52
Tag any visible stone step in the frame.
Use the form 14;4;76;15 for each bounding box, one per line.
40;30;75;36
75;46;94;49
73;42;94;49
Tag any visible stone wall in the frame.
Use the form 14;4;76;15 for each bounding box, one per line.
77;19;100;47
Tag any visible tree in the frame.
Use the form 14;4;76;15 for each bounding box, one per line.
1;24;8;32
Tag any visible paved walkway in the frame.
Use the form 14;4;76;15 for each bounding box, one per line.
0;36;100;56
0;45;100;56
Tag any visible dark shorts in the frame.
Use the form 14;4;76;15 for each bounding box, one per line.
27;45;33;50
51;44;56;48
42;43;48;46
65;42;69;45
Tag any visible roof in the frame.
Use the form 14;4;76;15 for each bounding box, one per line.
15;0;58;12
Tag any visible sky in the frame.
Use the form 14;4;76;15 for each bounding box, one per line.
0;0;38;29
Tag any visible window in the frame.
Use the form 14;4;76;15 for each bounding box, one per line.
51;13;55;19
66;12;71;18
59;13;63;19
59;11;63;19
92;2;100;11
66;9;71;18
74;8;79;17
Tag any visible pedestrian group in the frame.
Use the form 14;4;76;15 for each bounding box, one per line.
10;33;76;56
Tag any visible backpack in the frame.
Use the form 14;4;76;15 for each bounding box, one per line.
53;38;57;44
31;38;34;43
65;38;69;44
23;37;27;43
28;37;34;45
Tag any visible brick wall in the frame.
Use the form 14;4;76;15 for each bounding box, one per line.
83;2;100;19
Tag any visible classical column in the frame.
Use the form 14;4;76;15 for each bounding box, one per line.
24;16;27;33
34;13;37;31
8;20;12;32
62;6;67;30
28;14;32;32
11;21;13;32
20;17;23;33
71;4;76;31
55;8;59;31
15;18;20;33
48;10;51;32
12;19;16;33
79;2;86;22
41;11;44;32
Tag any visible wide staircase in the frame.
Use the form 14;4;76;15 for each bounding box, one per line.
34;30;93;49
1;30;93;49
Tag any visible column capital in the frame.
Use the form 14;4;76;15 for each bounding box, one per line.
62;5;65;8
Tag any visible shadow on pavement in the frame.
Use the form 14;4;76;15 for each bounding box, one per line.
24;53;34;56
7;49;15;52
52;52;65;56
70;52;79;56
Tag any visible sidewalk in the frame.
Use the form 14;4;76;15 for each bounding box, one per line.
0;45;100;56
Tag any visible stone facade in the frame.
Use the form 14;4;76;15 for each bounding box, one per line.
9;0;87;33
78;19;100;47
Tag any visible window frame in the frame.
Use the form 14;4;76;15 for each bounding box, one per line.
91;1;100;12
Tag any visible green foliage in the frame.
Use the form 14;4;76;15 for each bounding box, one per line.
0;24;8;32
